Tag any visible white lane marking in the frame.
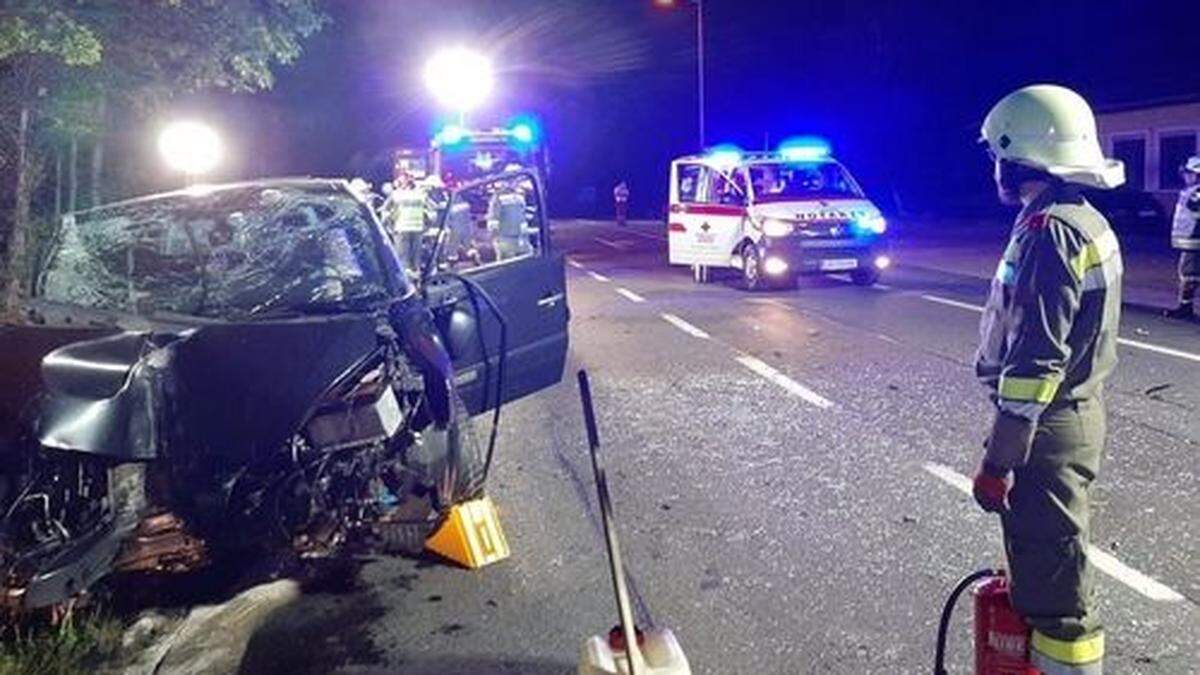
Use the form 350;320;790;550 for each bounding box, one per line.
660;313;711;339
594;237;627;250
588;271;611;283
745;298;793;310
1117;337;1200;364
873;283;894;291
566;258;585;269
920;295;1200;363
921;294;984;313
615;287;647;303
921;462;1186;603
734;354;834;409
626;230;668;243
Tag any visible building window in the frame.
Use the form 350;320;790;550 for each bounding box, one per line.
1159;133;1197;192
1112;137;1146;191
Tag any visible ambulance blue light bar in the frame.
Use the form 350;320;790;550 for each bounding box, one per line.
778;136;832;162
706;144;743;168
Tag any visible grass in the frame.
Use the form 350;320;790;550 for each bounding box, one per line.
0;608;126;675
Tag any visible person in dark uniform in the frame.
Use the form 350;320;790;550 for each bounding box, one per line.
975;84;1126;675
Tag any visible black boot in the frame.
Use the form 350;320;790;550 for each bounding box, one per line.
1163;303;1195;320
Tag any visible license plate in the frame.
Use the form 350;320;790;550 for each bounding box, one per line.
820;258;858;271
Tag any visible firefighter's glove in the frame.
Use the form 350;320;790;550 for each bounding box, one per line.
972;462;1011;514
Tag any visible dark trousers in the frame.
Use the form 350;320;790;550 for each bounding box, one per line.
615;201;628;226
1001;398;1105;641
1179;251;1199;304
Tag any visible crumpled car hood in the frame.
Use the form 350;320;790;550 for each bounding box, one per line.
1;312;381;460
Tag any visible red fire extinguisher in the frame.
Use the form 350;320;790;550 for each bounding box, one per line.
934;569;1039;675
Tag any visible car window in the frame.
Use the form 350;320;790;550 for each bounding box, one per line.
676;164;706;203
433;173;545;273
38;186;396;319
705;170;746;207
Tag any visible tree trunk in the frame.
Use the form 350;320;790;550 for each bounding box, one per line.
54;146;63;219
89;98;106;208
68;135;78;214
90;138;104;208
4;107;32;317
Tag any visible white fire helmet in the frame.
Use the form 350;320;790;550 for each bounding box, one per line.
1183;156;1200;174
981;84;1125;190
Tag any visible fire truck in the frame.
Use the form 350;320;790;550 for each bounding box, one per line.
428;123;550;187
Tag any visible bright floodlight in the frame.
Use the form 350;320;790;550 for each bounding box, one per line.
158;120;222;175
424;48;494;112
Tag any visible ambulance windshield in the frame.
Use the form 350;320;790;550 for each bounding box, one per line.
749;162;863;203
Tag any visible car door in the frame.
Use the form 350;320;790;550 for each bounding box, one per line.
668;162;710;266
690;167;748;267
421;171;568;415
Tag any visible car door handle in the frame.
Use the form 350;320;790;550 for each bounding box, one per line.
537;292;565;308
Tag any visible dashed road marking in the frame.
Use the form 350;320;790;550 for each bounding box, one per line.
567;258;585;269
920;295;1200;364
745;298;793;310
615;287;647;303
594;237;628;250
1116;337;1200;364
921;294;984;313
873;283;894;291
625;230;668;243
660;313;711;339
921;462;1186;603
734;354;834;409
588;271;611;283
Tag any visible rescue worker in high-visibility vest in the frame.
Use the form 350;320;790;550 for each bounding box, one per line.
384;171;428;275
975;85;1125;675
1164;155;1200;320
613;180;630;226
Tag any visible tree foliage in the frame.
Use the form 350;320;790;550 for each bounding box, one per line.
0;0;329;313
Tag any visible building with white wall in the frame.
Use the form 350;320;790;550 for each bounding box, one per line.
1096;96;1200;208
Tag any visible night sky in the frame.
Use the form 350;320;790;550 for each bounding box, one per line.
178;0;1200;218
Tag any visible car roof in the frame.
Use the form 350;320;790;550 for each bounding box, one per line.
672;153;841;168
70;177;354;216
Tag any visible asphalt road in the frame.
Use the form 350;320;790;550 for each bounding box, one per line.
239;219;1199;675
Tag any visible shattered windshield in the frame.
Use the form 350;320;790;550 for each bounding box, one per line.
37;185;397;320
748;162;863;202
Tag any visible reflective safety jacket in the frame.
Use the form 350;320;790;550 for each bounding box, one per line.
389;187;427;233
975;185;1123;467
1172;184;1200;250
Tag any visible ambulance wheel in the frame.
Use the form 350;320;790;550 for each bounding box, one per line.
851;267;880;286
741;246;766;291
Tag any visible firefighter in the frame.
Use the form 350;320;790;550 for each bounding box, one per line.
384;170;428;275
613;180;630;226
975;84;1125;675
1164;155;1200;319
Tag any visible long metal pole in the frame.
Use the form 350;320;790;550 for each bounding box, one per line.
696;0;705;150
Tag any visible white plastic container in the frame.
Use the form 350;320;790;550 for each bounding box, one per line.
578;628;692;675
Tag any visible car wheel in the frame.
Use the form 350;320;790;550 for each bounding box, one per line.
851;267;880;286
741;245;765;291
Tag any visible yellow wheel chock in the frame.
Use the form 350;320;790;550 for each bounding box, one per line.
424;496;510;569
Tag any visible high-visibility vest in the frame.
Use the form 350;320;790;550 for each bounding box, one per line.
391;188;426;233
1172;184;1200;250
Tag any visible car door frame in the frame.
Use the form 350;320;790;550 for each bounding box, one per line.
419;170;569;416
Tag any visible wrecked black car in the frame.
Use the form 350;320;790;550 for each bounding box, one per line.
0;174;568;613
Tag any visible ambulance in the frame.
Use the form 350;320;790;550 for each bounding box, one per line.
667;140;891;290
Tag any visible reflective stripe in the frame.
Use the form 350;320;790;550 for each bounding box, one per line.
1172;237;1200;250
1032;630;1105;665
1070;230;1119;280
994;259;1017;286
997;399;1047;422
999;375;1061;403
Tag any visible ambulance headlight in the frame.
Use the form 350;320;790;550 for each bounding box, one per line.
762;218;794;238
856;214;887;235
